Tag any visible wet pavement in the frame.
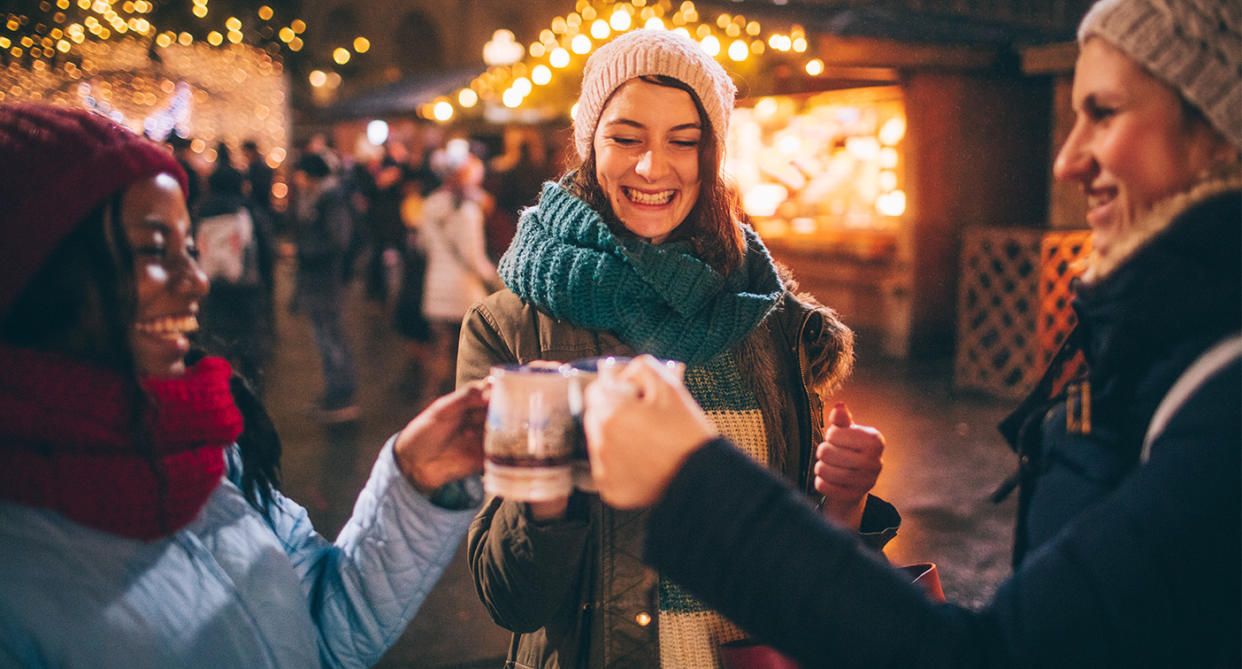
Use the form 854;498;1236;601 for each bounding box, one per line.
261;255;1019;668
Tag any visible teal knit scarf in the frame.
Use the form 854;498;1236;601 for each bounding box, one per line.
498;182;783;365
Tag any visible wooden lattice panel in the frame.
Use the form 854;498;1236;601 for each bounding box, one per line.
1037;230;1092;366
954;228;1045;399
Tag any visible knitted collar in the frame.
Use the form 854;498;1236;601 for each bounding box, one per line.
0;346;243;541
498;182;783;365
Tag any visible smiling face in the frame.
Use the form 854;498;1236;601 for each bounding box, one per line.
1053;38;1234;256
121;172;209;377
593;79;704;243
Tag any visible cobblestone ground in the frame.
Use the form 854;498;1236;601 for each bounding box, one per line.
262;257;1019;668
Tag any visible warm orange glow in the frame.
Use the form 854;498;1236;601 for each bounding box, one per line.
727;87;908;240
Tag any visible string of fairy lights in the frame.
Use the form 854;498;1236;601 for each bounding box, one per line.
0;0;368;167
3;1;307;175
408;0;822;124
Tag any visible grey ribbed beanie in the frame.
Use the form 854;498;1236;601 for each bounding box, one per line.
1079;0;1242;149
574;29;737;160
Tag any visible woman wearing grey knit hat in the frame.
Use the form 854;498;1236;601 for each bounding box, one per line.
457;28;901;669
579;1;1242;667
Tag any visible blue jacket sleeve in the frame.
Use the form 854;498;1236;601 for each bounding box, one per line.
643;363;1240;668
260;436;483;669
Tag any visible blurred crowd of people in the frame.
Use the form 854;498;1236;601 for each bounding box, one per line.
169;123;557;421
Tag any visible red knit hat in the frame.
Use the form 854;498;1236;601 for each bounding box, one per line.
0;104;188;316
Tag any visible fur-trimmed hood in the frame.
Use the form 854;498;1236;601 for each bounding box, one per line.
1084;168;1242;282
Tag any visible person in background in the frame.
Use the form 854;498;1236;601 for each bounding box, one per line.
420;138;498;401
582;1;1241;666
458;28;897;668
483;125;554;263
365;140;411;306
0;103;490;668
390;143;442;399
289;152;359;423
242;139;275;216
166;131;201;212
194;161;277;395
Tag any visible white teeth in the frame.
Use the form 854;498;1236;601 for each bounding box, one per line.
624;188;675;205
134;315;198;338
1086;189;1115;211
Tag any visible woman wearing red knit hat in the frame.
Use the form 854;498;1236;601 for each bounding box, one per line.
0;104;490;667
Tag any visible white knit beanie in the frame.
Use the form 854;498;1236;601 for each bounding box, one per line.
1078;0;1242;149
574;29;737;160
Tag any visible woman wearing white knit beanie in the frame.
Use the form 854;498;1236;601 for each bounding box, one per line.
580;2;1242;667
458;28;901;669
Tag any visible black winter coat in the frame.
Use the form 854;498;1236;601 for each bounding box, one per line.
641;183;1241;668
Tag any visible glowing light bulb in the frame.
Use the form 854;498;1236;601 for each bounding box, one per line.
610;9;632;31
876;190;906;217
743;184;788;217
805;58;823;76
728;39;747;61
879;116;906;145
532;64;552;85
458;88;478;107
550;47;570;67
433;101;453;122
700;35;720;56
366;120;388;145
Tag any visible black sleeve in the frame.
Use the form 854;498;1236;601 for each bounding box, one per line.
644;439;968;668
644;363;1240;668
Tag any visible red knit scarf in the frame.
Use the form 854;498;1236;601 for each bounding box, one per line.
0;346;243;540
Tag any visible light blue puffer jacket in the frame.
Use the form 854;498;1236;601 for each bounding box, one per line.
0;438;482;668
